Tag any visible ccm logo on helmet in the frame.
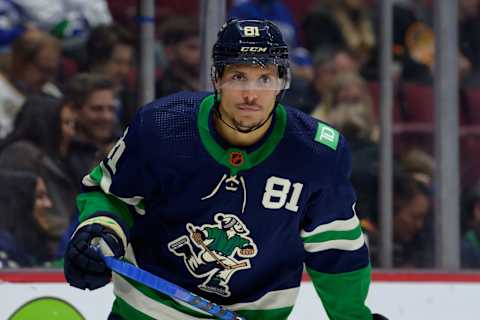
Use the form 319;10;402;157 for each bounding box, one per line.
240;47;268;53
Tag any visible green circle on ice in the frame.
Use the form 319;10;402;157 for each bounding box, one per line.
9;297;85;320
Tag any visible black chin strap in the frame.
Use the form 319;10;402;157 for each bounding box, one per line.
214;105;275;134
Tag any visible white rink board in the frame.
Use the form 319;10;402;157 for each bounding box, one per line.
1;281;480;319
290;282;480;320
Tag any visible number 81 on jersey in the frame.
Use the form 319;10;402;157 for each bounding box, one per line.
262;176;303;212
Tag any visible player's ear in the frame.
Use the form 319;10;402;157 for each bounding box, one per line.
213;72;222;92
213;78;221;91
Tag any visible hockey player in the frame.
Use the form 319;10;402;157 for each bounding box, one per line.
64;18;387;319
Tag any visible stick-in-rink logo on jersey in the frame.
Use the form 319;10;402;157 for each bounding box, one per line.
168;213;257;297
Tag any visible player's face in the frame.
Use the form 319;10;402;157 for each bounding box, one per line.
216;64;280;132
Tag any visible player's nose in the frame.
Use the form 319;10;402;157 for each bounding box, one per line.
242;90;258;104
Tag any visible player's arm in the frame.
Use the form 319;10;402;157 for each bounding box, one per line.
302;136;373;320
64;110;151;290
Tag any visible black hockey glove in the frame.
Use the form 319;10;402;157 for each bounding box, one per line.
373;313;389;320
64;223;124;290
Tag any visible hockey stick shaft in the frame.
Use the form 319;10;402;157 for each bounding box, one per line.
102;256;246;320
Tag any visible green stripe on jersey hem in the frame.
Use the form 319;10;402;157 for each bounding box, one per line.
111;297;155;320
111;296;293;320
117;273;295;320
120;274;213;318
77;191;134;228
302;225;362;243
239;307;293;320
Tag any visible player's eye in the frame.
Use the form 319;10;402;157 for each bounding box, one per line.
258;75;273;86
261;75;272;82
231;73;246;81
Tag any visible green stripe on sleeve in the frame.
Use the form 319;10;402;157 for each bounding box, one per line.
302;225;362;243
307;265;372;320
77;191;134;228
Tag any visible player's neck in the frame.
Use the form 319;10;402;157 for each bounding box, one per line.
213;115;272;148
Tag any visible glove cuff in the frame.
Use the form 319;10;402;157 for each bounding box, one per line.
74;216;128;251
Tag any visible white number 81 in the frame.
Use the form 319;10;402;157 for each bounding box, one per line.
262;176;303;212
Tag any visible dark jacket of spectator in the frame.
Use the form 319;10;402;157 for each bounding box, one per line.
0;170;53;267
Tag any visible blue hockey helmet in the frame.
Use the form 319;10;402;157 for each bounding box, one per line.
212;19;290;89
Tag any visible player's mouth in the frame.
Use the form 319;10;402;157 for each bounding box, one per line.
237;104;262;112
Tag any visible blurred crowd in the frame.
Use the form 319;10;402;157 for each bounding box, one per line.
0;0;480;270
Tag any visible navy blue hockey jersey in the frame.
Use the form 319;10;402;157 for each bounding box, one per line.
78;92;372;320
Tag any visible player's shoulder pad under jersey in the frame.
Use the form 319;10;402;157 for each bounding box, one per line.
314;122;339;150
140;91;211;114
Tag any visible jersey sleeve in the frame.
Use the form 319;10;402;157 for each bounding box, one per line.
77;109;153;231
302;137;372;320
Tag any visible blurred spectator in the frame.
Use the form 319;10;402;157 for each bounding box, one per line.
280;47;314;113
0;170;55;267
0;93;94;184
56;139;115;259
282;47;337;114
303;0;376;68
312;72;377;141
461;182;480;268
156;16;200;98
10;0;112;42
393;172;433;268
402;19;472;84
0;29;61;139
86;24;136;126
388;2;417;61
401;21;435;84
228;0;298;48
0;0;27;53
66;73;118;150
400;147;435;187
459;0;480;83
311;72;379;236
0;96;81;240
290;47;313;81
334;48;361;75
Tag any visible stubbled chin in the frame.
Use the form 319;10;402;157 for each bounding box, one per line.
235;119;263;131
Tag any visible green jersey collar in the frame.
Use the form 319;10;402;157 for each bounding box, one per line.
198;94;287;176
